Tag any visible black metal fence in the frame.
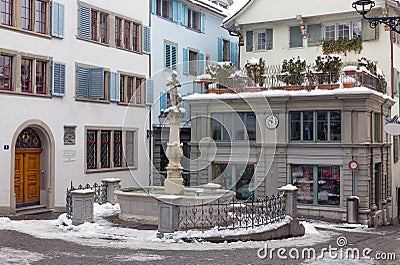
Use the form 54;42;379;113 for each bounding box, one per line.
66;181;107;219
178;193;286;231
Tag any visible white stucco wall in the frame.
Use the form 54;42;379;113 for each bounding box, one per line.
151;6;238;124
0;0;150;211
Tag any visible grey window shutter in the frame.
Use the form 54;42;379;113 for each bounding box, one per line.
145;79;154;105
266;29;273;50
362;18;378;41
307;24;321;47
109;72;120;102
76;66;89;98
89;68;105;99
51;2;64;38
142;26;151;54
52;61;66;96
246;31;253;52
78;4;91;39
289;26;303;48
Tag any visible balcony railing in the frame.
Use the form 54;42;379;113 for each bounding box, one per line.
204;65;383;94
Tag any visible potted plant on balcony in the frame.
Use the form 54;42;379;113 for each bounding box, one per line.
314;54;342;89
205;62;236;93
280;57;306;90
244;57;266;88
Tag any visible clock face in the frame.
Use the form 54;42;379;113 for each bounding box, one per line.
266;114;279;129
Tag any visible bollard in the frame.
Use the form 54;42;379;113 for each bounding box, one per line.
101;178;121;205
158;195;182;233
278;184;298;218
71;189;95;225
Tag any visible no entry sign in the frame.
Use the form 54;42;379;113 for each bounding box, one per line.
349;160;359;171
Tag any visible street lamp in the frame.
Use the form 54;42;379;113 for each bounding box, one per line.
352;0;400;34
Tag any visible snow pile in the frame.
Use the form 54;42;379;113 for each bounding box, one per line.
0;247;45;264
247;57;259;66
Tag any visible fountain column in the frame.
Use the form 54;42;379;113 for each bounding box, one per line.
164;72;185;195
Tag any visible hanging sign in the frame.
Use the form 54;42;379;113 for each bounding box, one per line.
384;115;400;135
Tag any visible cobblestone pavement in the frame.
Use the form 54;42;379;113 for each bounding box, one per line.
0;215;399;265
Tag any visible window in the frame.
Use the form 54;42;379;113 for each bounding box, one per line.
99;12;108;44
352;21;362;38
120;74;144;104
211;112;256;141
324;25;335;40
90;10;98;41
255;29;273;51
338;23;350;40
124;20;131;50
21;58;32;92
132;22;140;52
115;17;122;47
289;26;303;48
189;50;198;76
292;165;340;206
222;39;230;62
188;8;200;31
1;0;13;25
156;0;172;20
165;43;177;70
86;129;137;171
290;111;341;142
0;55;12;90
21;0;32;30
35;60;46;94
35;0;45;33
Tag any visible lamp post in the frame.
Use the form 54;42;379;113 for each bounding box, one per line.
352;0;400;34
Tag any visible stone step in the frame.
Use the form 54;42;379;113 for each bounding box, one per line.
15;205;53;215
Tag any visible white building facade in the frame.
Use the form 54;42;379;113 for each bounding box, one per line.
0;0;151;214
221;0;400;223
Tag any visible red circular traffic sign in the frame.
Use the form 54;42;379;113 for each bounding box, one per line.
349;160;359;171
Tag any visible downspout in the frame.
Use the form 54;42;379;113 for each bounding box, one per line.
148;0;153;186
390;30;394;98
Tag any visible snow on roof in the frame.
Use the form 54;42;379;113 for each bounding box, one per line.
188;0;229;16
224;0;252;23
184;87;395;102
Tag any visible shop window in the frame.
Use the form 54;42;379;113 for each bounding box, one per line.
211;112;256;142
291;164;340;206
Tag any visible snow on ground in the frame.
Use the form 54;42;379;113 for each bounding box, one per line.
0;203;343;251
0;247;45;264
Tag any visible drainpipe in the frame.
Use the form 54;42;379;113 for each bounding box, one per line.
148;0;153;186
390;30;394;98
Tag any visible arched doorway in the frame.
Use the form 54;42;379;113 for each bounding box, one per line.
14;128;42;208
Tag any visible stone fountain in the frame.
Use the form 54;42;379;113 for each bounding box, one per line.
115;72;235;225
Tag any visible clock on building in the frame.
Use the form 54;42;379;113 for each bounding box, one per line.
265;114;279;129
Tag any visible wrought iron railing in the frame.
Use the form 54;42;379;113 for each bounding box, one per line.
178;193;286;231
205;64;381;93
66;181;107;219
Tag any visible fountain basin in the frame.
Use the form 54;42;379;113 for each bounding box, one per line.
115;186;235;225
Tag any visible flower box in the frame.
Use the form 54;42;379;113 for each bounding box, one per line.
343;82;356;88
317;84;340;90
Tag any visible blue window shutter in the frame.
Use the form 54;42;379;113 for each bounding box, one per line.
200;13;206;33
76;66;89;98
160;92;167;112
198;52;205;75
89;68;105;99
177;2;183;22
145;79;154;105
165;43;171;69
78;4;91;39
142;26;151;54
182;5;188;26
217;37;223;62
180;94;190;122
151;0;157;14
230;42;239;69
171;45;177;70
183;48;189;75
51;2;65;38
172;0;179;22
52;61;66;96
109;72;120;102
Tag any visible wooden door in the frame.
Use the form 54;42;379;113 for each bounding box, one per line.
14;149;41;207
